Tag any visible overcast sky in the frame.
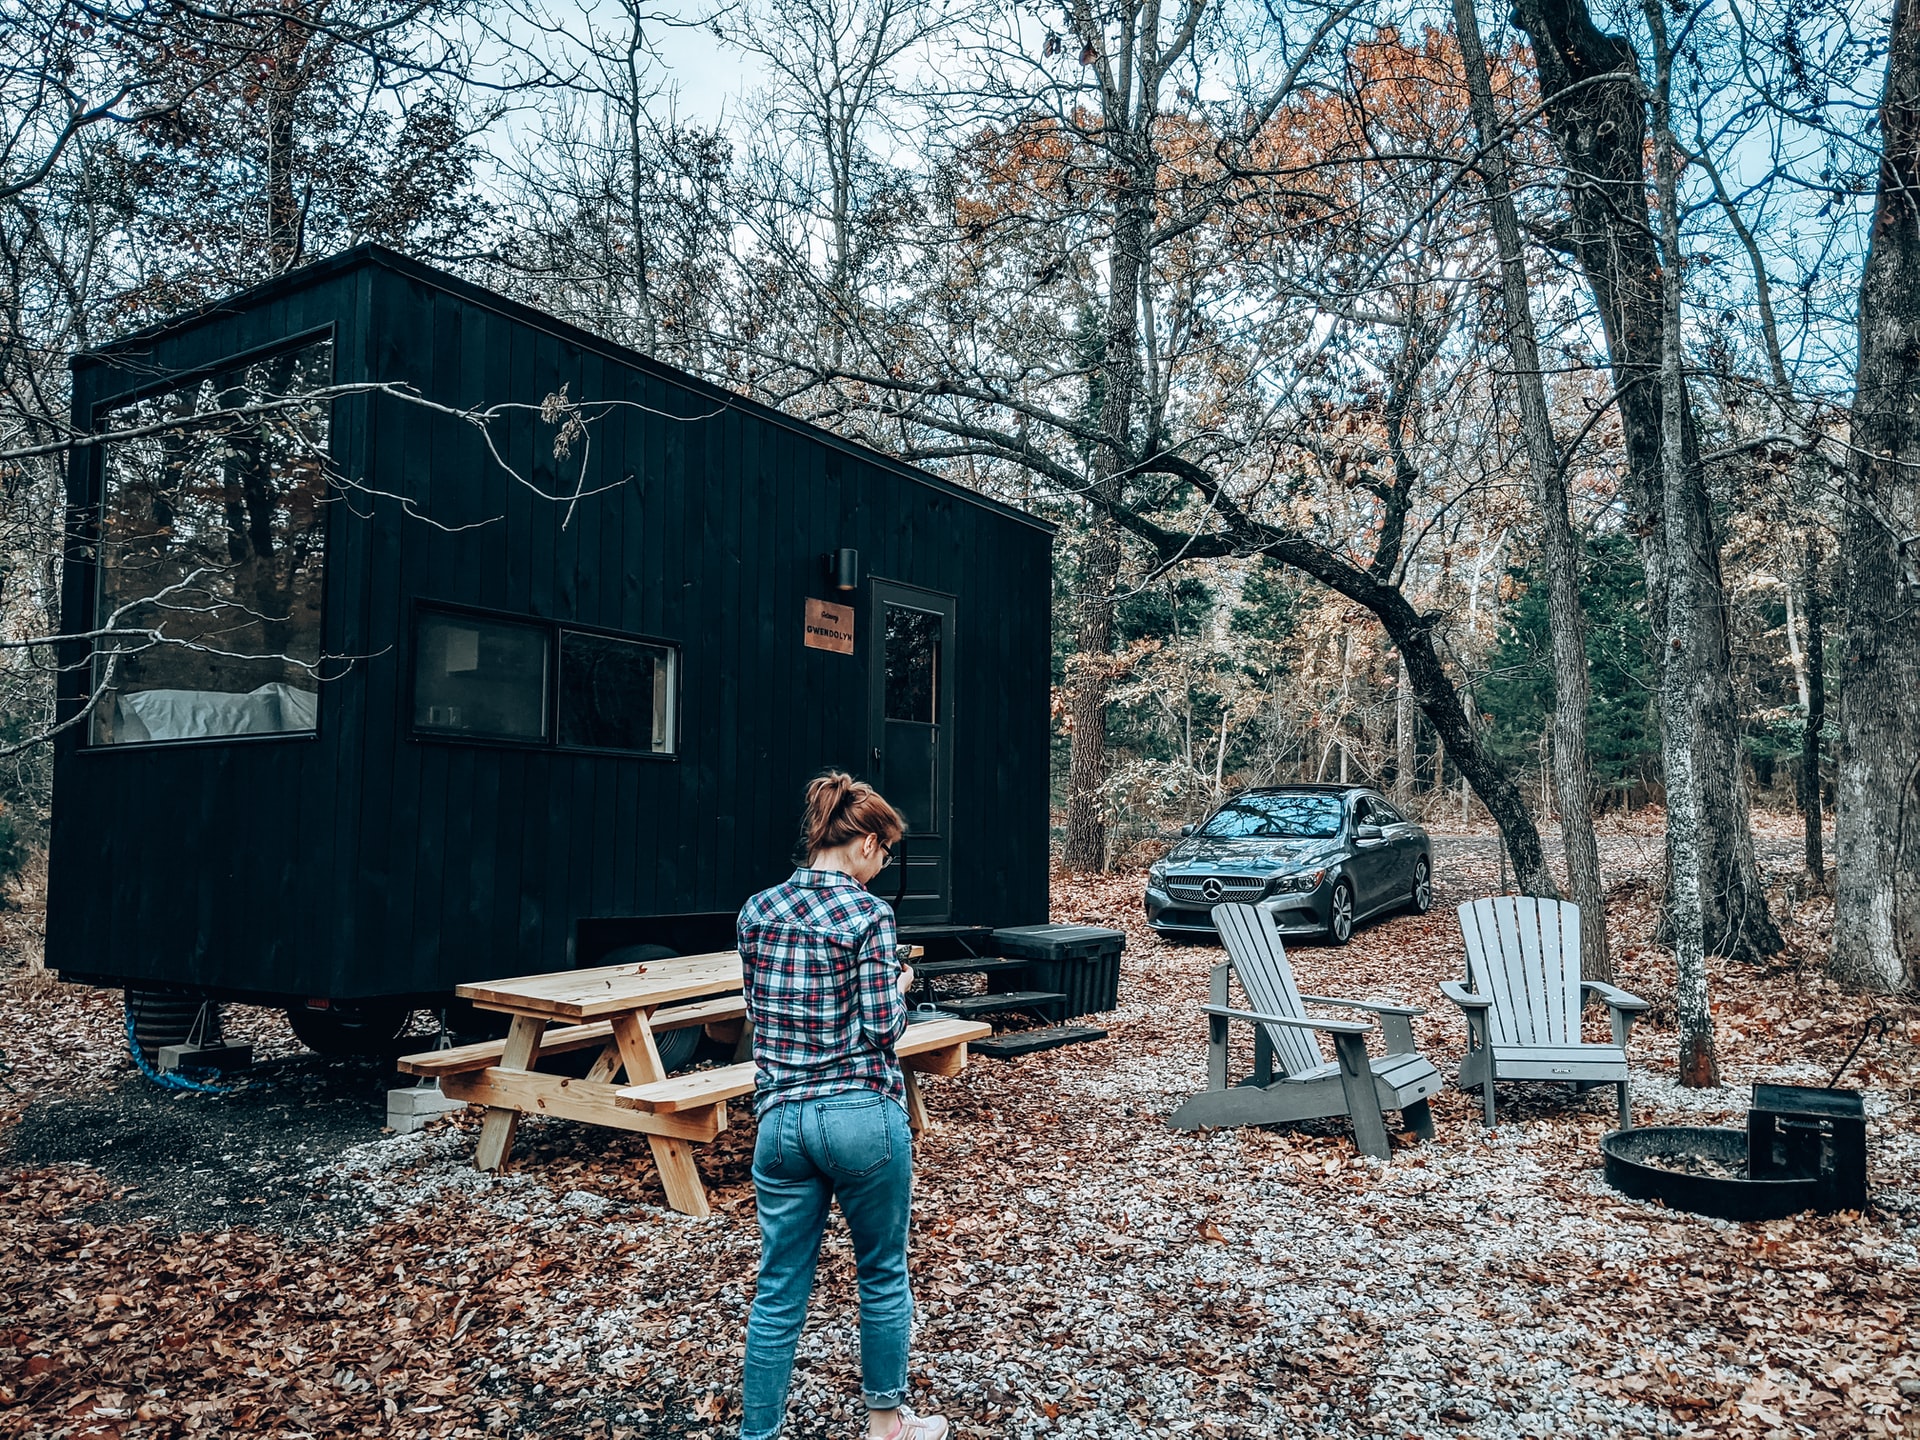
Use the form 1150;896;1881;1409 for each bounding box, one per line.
643;18;760;126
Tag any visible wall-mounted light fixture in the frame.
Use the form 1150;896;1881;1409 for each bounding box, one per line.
824;547;860;592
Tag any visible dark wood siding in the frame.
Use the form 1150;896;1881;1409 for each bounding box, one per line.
48;248;1053;1003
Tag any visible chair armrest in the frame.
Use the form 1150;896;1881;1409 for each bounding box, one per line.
1200;1004;1369;1036
1581;981;1650;1012
1438;980;1491;1011
1298;993;1425;1018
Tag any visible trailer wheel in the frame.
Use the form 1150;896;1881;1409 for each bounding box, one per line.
127;989;210;1061
285;999;417;1057
599;944;703;1073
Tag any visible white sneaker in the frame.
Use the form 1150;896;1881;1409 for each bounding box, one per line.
871;1406;949;1440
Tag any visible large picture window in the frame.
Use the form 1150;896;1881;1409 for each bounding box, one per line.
412;606;677;756
89;337;333;746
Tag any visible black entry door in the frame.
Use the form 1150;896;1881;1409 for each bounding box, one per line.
868;581;956;924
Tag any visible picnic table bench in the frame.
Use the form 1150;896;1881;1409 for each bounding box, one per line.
396;951;987;1217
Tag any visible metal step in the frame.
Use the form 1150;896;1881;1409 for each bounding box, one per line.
898;925;999;945
933;990;1067;1019
971;1025;1110;1060
915;956;1028;979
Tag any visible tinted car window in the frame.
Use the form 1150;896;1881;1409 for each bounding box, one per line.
1199;793;1344;839
1372;798;1405;824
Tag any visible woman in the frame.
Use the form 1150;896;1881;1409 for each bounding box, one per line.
735;772;948;1440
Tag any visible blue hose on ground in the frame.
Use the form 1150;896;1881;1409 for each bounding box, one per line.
123;1000;237;1094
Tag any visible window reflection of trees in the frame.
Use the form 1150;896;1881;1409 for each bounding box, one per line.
884;606;939;723
1200;794;1344;839
92;339;333;744
558;631;676;754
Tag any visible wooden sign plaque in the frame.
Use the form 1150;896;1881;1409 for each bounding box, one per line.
804;597;855;654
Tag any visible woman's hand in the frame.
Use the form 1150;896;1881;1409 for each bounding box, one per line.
896;964;916;995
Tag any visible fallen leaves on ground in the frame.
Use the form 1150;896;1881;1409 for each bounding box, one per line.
1;817;1916;1439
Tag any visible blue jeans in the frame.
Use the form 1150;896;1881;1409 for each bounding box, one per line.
741;1090;914;1440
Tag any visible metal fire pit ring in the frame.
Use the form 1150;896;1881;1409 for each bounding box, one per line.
1601;1126;1820;1222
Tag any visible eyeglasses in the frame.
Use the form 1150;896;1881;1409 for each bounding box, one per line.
875;838;895;867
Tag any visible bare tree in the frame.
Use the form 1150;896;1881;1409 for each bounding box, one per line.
484;0;733;372
1;1;225;204
1834;0;1920;994
1454;0;1609;978
722;0;953;377
1510;0;1783;966
1642;0;1718;1083
1797;530;1827;891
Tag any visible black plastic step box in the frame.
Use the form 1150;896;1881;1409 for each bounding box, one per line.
987;924;1125;1019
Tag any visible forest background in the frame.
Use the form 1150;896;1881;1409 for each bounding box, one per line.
2;0;1917;1064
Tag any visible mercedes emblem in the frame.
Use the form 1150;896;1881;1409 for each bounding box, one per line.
1201;878;1224;902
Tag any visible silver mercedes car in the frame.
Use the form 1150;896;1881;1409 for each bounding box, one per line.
1143;785;1433;944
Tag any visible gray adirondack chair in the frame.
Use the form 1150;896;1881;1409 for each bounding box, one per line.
1442;896;1650;1129
1168;902;1442;1159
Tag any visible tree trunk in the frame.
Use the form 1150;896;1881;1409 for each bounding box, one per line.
1511;0;1781;965
1800;531;1827;891
1062;517;1120;872
1061;130;1149;874
263;21;309;275
1395;653;1416;801
1784;552;1810;711
1455;0;1610;979
1834;0;1920;993
1337;629;1353;787
1645;0;1718;1084
624;15;657;355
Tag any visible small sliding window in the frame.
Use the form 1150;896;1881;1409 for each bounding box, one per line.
411;605;678;757
559;630;677;755
413;611;550;743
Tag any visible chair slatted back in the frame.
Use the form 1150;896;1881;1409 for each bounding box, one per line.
1211;903;1325;1075
1456;896;1582;1047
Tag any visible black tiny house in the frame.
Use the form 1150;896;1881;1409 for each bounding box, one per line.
49;246;1053;1037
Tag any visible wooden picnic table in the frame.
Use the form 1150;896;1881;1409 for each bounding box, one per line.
397;951;989;1217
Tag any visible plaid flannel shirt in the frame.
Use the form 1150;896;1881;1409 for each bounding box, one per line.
737;868;908;1116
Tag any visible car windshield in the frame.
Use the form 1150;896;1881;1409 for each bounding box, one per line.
1199;793;1344;840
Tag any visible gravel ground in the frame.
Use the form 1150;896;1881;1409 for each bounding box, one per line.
3;817;1917;1439
6;1054;393;1235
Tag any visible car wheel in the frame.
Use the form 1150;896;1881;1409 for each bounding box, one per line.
1326;879;1355;945
1410;856;1433;915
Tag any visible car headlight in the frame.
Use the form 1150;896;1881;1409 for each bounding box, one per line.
1147;862;1168;886
1269;868;1326;895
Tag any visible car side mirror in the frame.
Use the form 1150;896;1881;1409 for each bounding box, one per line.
1355;823;1383;843
1179;824;1196;838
